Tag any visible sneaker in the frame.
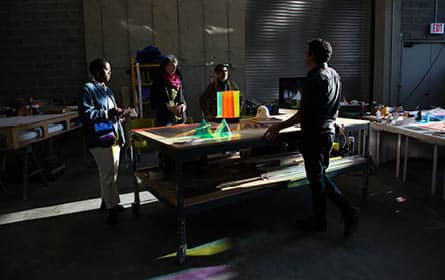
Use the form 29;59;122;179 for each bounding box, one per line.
344;207;360;238
295;216;327;232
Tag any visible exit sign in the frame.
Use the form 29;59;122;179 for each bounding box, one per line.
430;23;444;34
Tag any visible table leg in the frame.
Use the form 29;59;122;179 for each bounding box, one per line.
431;144;438;195
23;146;29;200
362;161;369;200
0;153;6;192
131;139;140;216
176;159;187;264
29;147;48;187
362;129;367;157
403;137;409;182
396;134;401;178
442;166;445;201
376;131;380;168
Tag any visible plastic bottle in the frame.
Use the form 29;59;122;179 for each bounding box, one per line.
348;136;355;155
375;110;382;121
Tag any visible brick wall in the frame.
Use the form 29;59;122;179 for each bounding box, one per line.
0;0;87;106
402;0;445;40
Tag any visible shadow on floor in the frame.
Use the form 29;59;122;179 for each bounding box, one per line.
1;153;445;279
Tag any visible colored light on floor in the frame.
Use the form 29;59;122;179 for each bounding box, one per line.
158;238;231;259
146;264;236;280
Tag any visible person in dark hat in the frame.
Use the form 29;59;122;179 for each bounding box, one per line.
200;63;239;119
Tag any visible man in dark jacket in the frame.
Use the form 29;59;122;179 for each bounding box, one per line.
264;38;359;237
200;63;240;119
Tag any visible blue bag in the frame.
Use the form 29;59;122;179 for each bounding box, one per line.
94;120;116;147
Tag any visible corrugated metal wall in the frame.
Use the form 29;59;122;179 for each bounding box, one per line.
246;0;372;104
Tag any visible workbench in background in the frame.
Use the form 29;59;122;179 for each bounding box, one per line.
0;112;80;200
372;120;445;199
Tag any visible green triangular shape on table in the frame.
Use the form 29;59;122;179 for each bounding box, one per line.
193;119;213;139
215;118;231;138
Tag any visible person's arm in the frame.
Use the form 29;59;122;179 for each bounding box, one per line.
264;110;301;141
106;92;124;120
80;85;107;122
166;82;187;122
178;83;187;122
229;80;240;90
178;81;186;107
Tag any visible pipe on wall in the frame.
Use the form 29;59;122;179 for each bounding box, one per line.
434;0;438;23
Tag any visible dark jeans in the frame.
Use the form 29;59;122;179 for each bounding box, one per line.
300;133;352;220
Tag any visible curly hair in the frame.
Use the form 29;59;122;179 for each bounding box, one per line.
307;38;333;65
89;58;110;79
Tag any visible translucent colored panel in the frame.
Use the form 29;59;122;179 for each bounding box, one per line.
193;119;213;139
217;90;240;118
215;118;232;138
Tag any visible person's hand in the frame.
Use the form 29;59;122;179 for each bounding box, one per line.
177;104;185;114
108;107;123;119
166;104;177;116
122;107;137;118
168;104;185;118
264;125;281;141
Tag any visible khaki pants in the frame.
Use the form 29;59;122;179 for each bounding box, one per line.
90;145;121;209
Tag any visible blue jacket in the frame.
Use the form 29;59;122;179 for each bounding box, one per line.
80;81;125;148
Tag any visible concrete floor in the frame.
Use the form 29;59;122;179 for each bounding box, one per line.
1;145;445;280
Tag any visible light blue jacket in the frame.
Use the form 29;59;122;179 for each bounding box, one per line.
80;81;125;147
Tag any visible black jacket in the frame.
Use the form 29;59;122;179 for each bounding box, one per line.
150;71;187;126
200;79;239;117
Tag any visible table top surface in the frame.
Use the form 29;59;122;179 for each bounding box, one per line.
0;112;79;128
372;120;445;145
133;110;369;151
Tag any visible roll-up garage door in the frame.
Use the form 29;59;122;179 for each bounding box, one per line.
246;0;372;104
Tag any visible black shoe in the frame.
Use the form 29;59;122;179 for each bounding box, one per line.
344;208;360;238
115;204;125;212
100;201;125;212
295;216;327;232
100;200;106;211
106;207;119;226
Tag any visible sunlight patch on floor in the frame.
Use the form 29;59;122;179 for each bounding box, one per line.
0;191;157;225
